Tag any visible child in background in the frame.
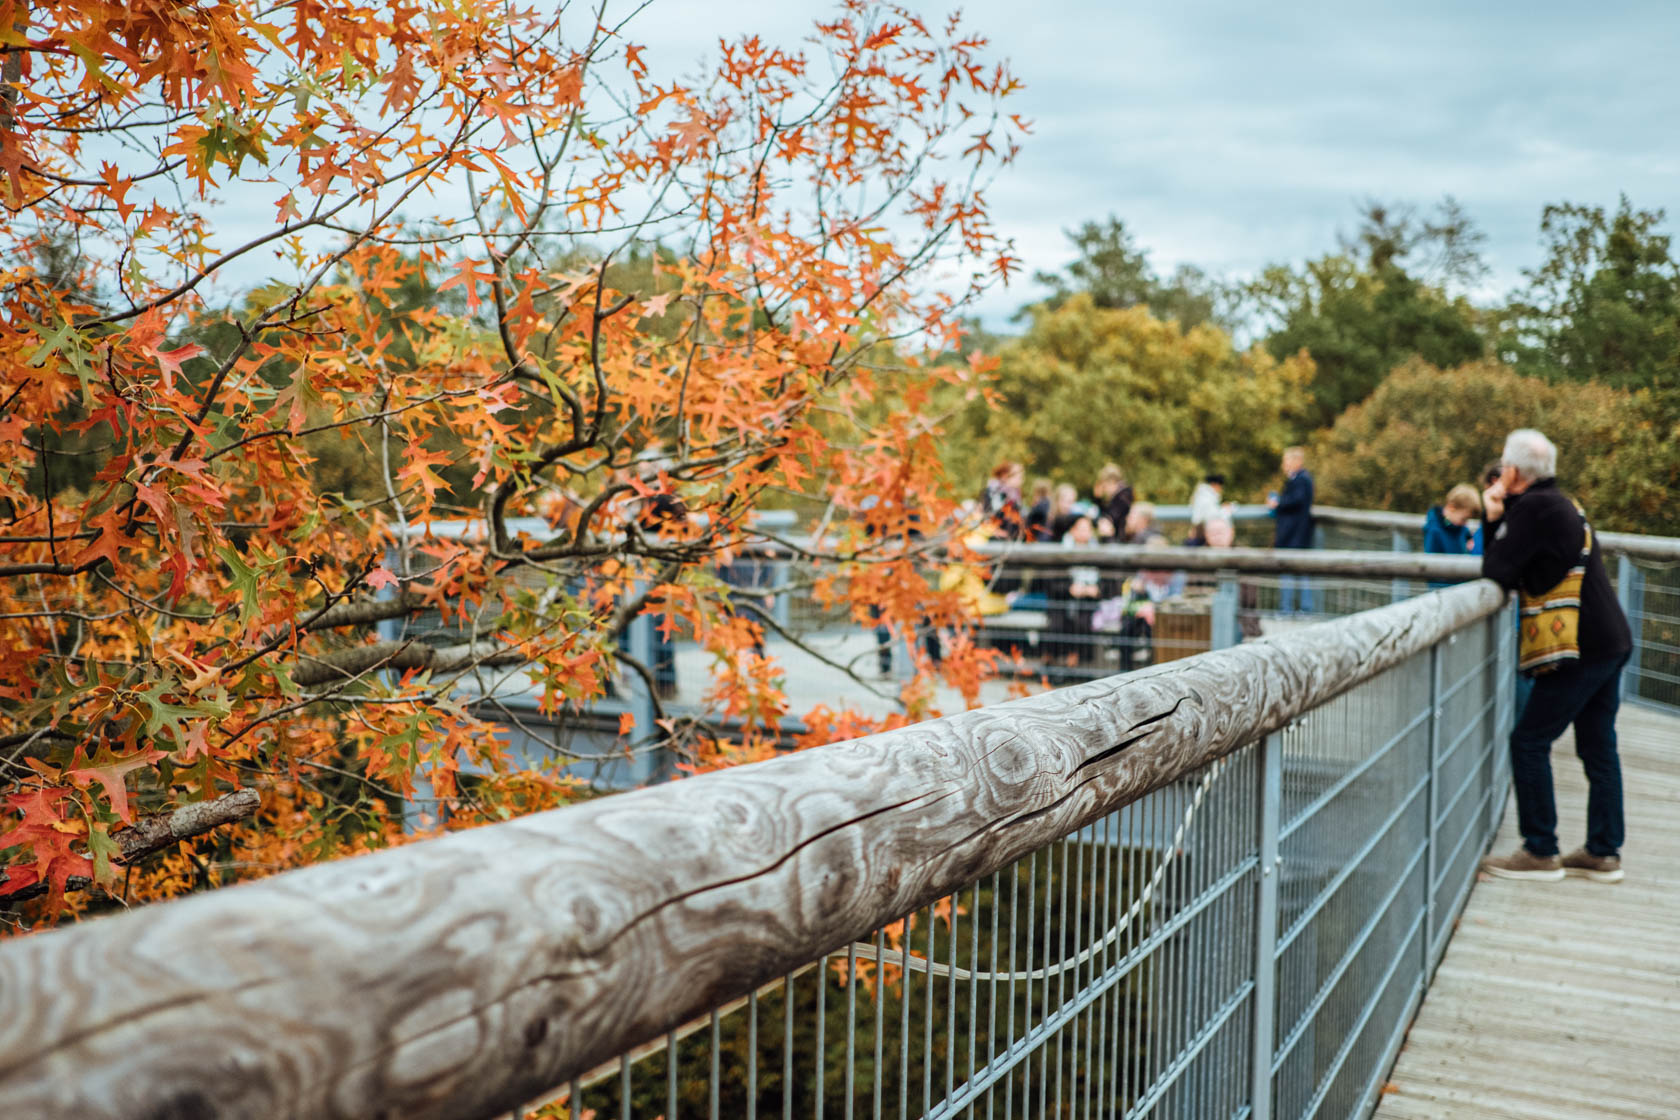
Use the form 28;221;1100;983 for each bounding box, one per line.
1424;484;1482;555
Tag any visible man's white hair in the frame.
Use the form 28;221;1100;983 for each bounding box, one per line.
1503;428;1557;483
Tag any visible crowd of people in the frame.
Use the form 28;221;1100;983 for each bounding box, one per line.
959;449;1323;673
977;429;1632;884
974;449;1323;555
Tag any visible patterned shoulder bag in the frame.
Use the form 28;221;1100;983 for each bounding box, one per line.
1518;502;1590;674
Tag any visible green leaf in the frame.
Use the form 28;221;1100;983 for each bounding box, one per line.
216;545;263;626
28;321;98;405
86;823;122;888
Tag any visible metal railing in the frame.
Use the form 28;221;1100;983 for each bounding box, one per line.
410;506;1678;777
0;580;1512;1120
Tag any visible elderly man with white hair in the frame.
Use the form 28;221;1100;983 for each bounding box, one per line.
1479;428;1632;883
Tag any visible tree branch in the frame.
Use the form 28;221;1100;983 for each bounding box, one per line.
291;639;530;688
0;788;261;903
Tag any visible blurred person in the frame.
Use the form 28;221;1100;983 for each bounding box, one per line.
1267;446;1315;613
1470;459;1531;711
1184;516;1262;639
1187;473;1230;544
1479;429;1631;883
1114;533;1185;671
979;460;1026;540
1469;460;1503;555
1424;484;1481;556
1092;463;1134;541
1048;482;1086;542
1424;484;1483;591
1121;500;1157;544
1023;477;1054;542
1044;515;1118;667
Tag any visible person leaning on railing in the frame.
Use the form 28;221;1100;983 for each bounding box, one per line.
1478;428;1632;884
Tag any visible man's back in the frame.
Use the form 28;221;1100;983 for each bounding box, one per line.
1273;469;1314;549
1482;479;1631;663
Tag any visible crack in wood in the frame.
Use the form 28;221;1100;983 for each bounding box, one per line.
0;581;1507;1120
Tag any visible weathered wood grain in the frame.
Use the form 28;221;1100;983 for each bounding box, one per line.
0;581;1505;1120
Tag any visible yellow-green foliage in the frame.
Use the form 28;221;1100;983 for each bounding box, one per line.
1313;358;1677;534
944;294;1316;500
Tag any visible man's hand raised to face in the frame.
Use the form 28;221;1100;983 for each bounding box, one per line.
1482;479;1507;524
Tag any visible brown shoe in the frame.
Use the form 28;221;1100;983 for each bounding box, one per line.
1481;847;1564;881
1561;848;1624;883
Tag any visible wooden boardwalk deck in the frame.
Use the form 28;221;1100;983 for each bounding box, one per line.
1375;702;1680;1120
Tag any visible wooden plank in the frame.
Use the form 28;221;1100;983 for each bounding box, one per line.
1375;703;1680;1120
0;583;1506;1120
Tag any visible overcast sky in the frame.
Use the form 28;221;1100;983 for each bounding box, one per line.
631;0;1680;326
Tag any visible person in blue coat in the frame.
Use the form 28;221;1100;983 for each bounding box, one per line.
1424;484;1481;555
1267;446;1315;612
1423;484;1481;592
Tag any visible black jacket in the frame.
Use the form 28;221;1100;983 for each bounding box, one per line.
1481;478;1631;662
1093;485;1133;541
1273;469;1314;549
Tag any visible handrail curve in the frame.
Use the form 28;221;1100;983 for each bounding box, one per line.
0;581;1505;1120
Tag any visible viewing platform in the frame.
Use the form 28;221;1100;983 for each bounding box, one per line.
1376;702;1680;1120
0;509;1676;1119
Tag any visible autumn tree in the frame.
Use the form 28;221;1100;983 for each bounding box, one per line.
0;0;1026;923
942;294;1315;500
1312;358;1676;535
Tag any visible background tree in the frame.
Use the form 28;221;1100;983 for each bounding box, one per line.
1247;198;1487;430
1031;216;1229;330
1312;358;1675;534
1496;197;1680;400
944;294;1314;500
0;0;1024;923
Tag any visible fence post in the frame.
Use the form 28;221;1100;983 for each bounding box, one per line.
1615;554;1643;701
626;592;659;784
771;555;792;630
1251;733;1282;1120
1423;640;1442;978
1390;528;1412;604
1212;574;1240;650
1491;596;1514;838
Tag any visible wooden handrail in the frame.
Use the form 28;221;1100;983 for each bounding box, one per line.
1309;505;1680;561
971;542;1484;579
0;581;1505;1120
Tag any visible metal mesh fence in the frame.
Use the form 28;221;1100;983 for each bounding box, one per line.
528;598;1516;1120
1620;556;1680;712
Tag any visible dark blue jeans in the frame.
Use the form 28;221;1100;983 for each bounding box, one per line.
1509;653;1627;858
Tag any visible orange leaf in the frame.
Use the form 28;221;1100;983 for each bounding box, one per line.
69;745;167;825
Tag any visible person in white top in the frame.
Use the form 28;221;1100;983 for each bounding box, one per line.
1188;473;1230;543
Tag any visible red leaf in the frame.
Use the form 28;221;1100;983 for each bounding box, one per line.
366;566;399;590
0;787;92;904
155;343;205;377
